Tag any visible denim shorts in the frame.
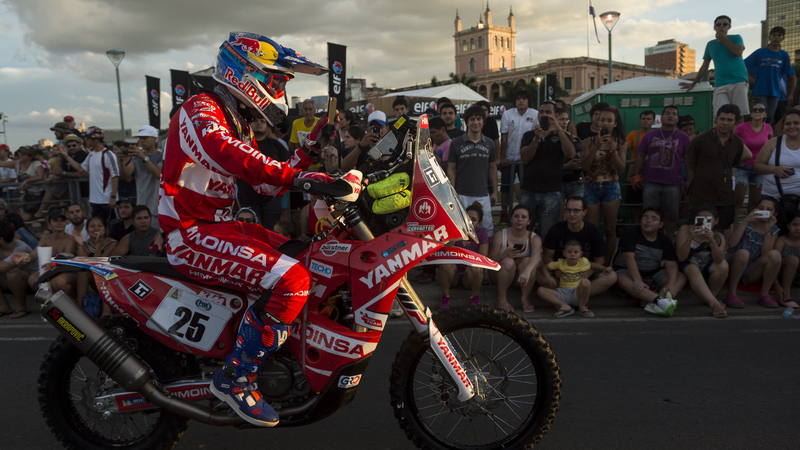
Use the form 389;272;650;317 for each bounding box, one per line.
679;260;713;278
734;165;763;186
584;181;621;205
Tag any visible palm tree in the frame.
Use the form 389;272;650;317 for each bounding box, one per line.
495;79;538;104
449;72;478;87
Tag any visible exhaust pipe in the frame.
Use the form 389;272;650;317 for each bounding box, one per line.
38;289;243;426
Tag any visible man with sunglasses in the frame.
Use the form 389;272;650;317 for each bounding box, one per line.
52;134;89;199
680;15;749;118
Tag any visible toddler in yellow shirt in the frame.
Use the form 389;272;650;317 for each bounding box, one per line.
537;240;594;317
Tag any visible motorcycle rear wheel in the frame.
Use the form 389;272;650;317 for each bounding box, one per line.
390;304;561;449
38;332;188;450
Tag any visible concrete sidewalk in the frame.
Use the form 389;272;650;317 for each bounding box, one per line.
4;272;793;327
402;266;795;320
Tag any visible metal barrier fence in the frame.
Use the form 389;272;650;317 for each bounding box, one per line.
492;160;689;229
0;179;87;216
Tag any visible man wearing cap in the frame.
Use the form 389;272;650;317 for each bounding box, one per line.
52;134;89;200
120;125;163;231
288;99;318;152
35;134;84;219
58;126;119;219
340;110;387;172
50;122;73;144
0;144;16;204
63;115;76;130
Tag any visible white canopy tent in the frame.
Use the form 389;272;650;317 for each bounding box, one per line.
381;83;489;102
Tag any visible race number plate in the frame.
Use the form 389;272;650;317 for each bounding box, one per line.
146;288;232;351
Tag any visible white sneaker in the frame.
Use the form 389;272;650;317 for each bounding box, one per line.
644;299;670;317
390;300;404;318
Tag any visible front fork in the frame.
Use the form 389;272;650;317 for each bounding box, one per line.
396;278;475;402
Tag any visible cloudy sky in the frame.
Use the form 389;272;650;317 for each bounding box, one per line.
0;0;767;149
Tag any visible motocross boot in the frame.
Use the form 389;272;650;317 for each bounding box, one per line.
210;306;290;427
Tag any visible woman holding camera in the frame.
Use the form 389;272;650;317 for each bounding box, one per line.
581;107;626;264
724;196;782;308
755;109;800;200
675;206;728;317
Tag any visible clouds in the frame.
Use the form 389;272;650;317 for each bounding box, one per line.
0;0;766;149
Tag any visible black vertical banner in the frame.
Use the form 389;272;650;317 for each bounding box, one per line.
145;75;160;129
170;69;191;118
327;43;346;109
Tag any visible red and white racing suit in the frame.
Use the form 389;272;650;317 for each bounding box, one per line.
159;92;312;323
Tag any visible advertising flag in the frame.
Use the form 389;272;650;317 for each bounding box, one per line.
589;0;601;43
170;69;191;118
327;43;347;109
145;75;160;129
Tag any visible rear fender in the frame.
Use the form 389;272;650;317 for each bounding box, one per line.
35;265;83;284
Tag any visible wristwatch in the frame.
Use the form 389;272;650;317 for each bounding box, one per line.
143;156;150;163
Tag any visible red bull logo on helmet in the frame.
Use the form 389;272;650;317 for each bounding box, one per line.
230;33;278;66
223;68;274;110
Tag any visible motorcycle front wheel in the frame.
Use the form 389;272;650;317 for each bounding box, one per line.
38;331;189;450
390;304;561;449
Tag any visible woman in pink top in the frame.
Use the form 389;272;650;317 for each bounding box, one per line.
734;103;773;216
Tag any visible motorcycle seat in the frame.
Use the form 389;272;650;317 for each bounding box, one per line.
108;256;245;296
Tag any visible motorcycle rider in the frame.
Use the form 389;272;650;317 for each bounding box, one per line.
159;32;354;427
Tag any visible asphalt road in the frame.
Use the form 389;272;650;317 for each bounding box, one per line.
2;306;798;450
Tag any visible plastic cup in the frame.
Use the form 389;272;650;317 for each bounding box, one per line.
37;246;52;292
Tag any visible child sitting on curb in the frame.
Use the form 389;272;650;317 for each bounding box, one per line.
772;210;800;308
537;240;593;317
725;196;782;308
675;206;729;318
613;206;684;316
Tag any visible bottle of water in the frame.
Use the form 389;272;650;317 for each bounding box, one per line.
784;307;794;318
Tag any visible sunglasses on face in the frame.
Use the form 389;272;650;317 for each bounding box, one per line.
66;144;79;148
751;108;766;113
238;218;255;223
715;22;729;27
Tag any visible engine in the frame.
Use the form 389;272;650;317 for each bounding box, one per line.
257;353;310;401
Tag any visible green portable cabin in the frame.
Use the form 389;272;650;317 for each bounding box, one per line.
571;76;714;135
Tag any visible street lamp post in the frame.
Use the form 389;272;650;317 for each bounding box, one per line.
106;49;125;140
534;75;543;108
600;11;621;84
0;111;6;144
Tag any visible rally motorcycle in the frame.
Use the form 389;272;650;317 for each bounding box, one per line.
36;114;561;449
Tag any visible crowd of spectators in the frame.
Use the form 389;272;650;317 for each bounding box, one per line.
2;16;799;321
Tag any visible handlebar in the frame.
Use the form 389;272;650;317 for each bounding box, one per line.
292;176;356;199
